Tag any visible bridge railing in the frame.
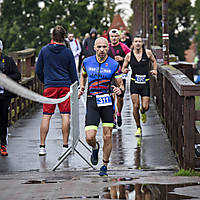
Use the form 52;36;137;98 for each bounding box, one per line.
7;49;43;126
150;63;200;169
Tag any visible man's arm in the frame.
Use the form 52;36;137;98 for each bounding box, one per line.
35;50;44;83
147;49;157;75
7;57;21;81
78;70;87;98
113;77;124;96
122;52;130;74
76;40;82;56
68;50;79;83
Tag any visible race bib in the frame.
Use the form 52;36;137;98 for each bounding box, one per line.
122;73;128;79
96;94;112;107
135;74;146;84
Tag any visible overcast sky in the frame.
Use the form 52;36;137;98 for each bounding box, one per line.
115;0;133;26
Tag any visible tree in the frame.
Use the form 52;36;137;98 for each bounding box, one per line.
194;0;200;54
0;0;117;54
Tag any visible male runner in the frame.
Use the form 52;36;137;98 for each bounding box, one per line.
122;35;157;136
78;37;124;176
108;29;130;127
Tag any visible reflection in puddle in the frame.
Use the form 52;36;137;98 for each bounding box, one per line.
23;180;64;184
57;181;198;199
102;181;198;199
57;195;99;199
39;156;47;172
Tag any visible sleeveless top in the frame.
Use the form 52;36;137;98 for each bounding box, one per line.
130;47;150;81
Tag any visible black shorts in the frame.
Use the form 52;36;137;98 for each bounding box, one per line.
130;80;150;97
85;96;114;130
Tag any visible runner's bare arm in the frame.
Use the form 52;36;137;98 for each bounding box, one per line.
78;72;87;98
147;49;157;75
122;52;131;74
113;77;124;96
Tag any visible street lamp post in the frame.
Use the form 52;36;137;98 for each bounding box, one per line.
162;0;169;64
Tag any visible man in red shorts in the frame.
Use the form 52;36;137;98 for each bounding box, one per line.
36;25;78;156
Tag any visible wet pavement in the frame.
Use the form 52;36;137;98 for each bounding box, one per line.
0;79;200;199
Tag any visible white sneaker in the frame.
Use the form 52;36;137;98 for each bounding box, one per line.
62;147;68;155
39;147;46;156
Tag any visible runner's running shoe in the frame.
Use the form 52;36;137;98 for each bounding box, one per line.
140;109;147;123
90;141;100;165
99;165;108;176
1;145;8;156
135;128;142;137
113;117;117;129
39;146;46;156
117;115;122;127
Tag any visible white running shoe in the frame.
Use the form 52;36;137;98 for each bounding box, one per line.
39;147;46;156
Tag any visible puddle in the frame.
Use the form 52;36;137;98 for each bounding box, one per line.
57;195;99;199
23;180;64;184
51;178;199;199
102;181;199;199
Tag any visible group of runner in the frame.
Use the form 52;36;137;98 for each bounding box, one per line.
78;29;157;176
32;25;158;176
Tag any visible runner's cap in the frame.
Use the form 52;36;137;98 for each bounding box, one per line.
109;29;120;36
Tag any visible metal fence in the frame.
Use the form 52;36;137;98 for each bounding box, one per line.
52;82;95;171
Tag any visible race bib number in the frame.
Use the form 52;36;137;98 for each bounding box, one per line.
122;73;128;79
96;94;112;107
135;74;146;84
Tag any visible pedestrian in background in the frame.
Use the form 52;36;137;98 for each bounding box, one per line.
0;40;21;156
36;25;78;156
66;33;82;73
82;28;97;58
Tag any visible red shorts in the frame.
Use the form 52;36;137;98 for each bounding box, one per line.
43;87;70;115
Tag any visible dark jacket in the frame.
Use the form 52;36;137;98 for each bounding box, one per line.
83;28;97;58
36;43;78;88
0;54;21;99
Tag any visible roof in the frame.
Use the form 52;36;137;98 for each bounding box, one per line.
108;14;129;33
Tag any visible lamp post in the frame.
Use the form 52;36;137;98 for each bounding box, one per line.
162;0;169;64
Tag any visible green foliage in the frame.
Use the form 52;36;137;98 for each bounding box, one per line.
194;0;200;54
0;0;116;55
175;168;200;176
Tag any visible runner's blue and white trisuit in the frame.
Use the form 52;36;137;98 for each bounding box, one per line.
82;55;121;130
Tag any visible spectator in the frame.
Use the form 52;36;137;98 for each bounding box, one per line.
36;25;78;156
66;33;82;73
0;40;21;156
82;28;97;58
82;33;90;46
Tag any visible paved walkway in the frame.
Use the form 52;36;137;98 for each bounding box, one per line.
1;79;200;199
0;80;177;172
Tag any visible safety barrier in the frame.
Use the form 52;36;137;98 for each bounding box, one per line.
52;82;95;171
150;63;200;169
